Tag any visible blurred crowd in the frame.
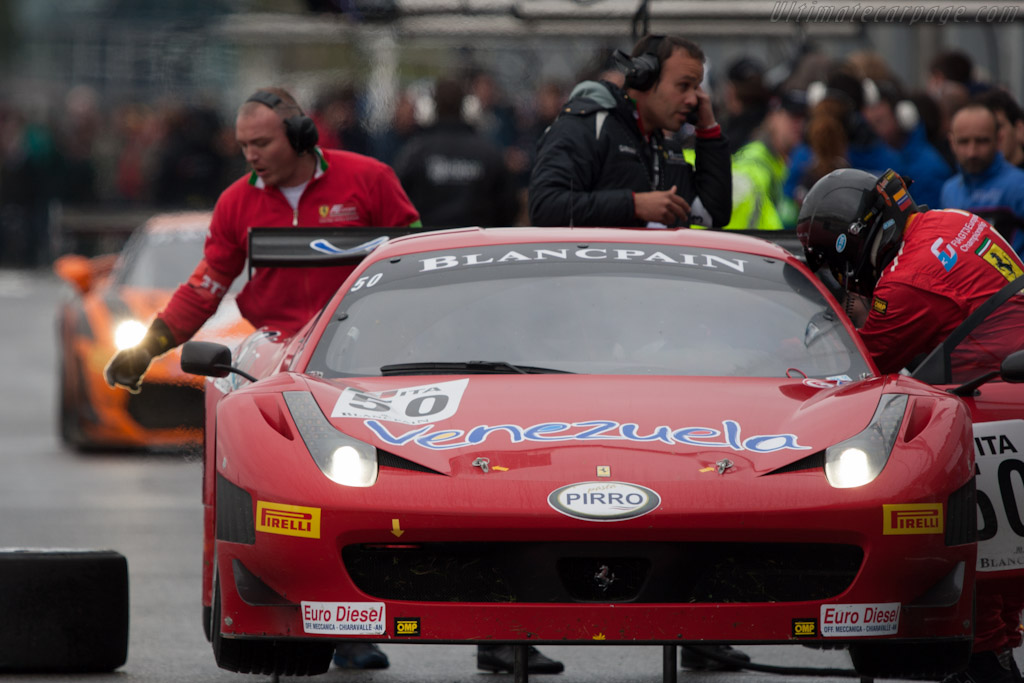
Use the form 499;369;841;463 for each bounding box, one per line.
2;45;1023;268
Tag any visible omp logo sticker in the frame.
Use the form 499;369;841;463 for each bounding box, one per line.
333;378;469;425
394;617;420;636
548;481;660;522
256;501;321;539
883;503;943;535
820;603;900;637
792;619;817;637
301;602;385;635
365;418;810;453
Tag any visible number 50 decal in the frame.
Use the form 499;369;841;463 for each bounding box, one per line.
331;378;469;425
974;420;1024;572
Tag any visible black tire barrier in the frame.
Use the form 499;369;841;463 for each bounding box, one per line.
0;549;129;672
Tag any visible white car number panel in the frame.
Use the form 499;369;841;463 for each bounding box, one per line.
974;419;1024;572
332;378;469;425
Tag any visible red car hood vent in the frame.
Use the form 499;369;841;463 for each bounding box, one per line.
308;375;885;476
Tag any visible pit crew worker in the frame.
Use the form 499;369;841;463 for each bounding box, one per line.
528;34;731;229
104;88;420;670
105;87;420;394
797;167;1024;683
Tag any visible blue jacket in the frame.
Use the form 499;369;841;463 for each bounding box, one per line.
941;153;1024;255
895;122;952;210
783;138;901;201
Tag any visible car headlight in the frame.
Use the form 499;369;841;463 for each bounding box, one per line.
824;394;908;489
113;320;147;350
283;391;378;487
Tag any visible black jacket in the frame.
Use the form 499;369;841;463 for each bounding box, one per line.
528;80;731;228
393;120;519;228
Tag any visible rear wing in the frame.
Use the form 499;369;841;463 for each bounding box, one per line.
247;227;420;277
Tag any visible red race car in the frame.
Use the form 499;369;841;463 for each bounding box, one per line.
184;226;990;679
55;212;254;451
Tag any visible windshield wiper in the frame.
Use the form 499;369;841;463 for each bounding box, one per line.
380;361;574;376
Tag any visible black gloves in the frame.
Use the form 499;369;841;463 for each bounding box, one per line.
104;318;177;393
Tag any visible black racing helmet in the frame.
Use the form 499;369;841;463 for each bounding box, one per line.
796;168;917;296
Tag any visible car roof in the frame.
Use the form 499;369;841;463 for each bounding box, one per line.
374;227;797;262
142;211;212;235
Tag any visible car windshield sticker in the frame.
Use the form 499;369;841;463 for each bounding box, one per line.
301;602;385;635
820;603;899;637
974;419;1024;572
332;378;468;425
548;482;661;521
417;248;747;273
364;418;810;453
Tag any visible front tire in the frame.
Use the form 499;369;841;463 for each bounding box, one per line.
848;640;973;679
211;575;333;676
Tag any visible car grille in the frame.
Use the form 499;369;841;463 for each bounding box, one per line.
126;382;204;430
342;542;863;603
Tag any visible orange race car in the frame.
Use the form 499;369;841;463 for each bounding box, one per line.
55;212;254;451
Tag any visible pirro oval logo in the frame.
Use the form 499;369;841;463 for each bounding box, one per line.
548;482;661;522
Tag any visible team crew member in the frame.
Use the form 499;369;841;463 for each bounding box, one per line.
797;167;1024;683
105;87;419;671
528;34;731;229
105;87;421;394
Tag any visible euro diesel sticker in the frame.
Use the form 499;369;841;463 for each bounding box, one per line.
256;501;321;539
883;503;943;535
548;481;661;521
820;603;900;637
332;378;469;425
301;602;385;635
974;419;1024;572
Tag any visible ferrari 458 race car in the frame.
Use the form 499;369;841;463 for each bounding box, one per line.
55;212;253;451
184;226;1001;679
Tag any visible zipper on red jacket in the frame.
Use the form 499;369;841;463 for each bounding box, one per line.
293;207;298;226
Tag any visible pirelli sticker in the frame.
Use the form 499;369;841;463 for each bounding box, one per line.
883;503;943;535
256;501;321;539
792;618;817;638
394;617;421;637
975;238;1024;282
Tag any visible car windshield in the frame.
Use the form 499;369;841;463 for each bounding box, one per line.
115;228;242;292
307;242;872;379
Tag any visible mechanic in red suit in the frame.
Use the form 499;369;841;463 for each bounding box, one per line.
798;167;1024;683
105;87;420;671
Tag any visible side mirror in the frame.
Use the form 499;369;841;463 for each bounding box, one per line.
1001;349;1024;383
53;254;96;294
180;341;257;384
950;349;1024;396
180;341;233;378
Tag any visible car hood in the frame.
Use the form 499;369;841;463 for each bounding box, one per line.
304;375;894;477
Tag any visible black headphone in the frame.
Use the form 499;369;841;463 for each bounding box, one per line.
246;90;319;154
613;35;665;91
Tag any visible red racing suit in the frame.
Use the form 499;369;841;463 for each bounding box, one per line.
859;208;1024;375
158;147;420;341
859;208;1024;655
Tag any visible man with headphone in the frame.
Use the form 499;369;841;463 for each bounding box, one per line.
104;87;420;393
528;34;731;230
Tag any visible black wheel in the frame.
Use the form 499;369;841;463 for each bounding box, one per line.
0;550;128;672
58;352;85;449
849;640;972;679
211;575;333;676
